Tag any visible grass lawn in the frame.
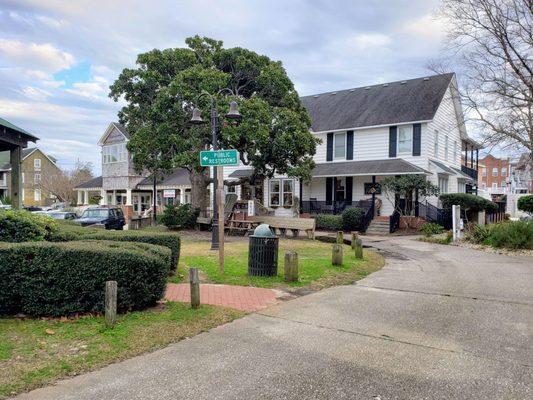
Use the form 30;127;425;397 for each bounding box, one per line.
177;237;384;289
0;303;242;398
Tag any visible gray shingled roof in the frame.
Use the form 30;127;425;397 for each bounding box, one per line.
75;176;103;189
300;73;454;132
113;123;131;139
430;160;456;174
138;168;190;187
312;159;429;177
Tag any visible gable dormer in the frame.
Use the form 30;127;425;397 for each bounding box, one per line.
99;123;130;177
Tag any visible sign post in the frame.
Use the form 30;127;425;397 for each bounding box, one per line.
200;149;239;274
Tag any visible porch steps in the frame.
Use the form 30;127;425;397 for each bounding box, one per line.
366;218;390;235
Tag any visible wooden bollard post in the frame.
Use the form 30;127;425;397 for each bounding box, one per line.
336;231;344;244
105;280;117;328
284;251;299;282
354;238;363;259
351;232;358;249
332;244;343;266
189;268;200;309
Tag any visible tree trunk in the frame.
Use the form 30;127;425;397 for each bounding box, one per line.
189;169;210;212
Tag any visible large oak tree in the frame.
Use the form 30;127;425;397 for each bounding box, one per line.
110;36;318;210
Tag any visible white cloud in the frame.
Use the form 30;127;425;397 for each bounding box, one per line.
0;39;75;73
35;15;69;29
41;79;65;88
346;33;392;50
403;14;446;39
20;86;52;101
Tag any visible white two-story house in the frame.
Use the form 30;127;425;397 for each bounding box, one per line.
221;73;481;219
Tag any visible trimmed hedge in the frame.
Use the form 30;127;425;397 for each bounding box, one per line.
0;240;171;316
48;221;181;273
161;204;199;230
314;214;343;231
341;207;364;231
518;195;533;214
0;209;58;242
439;193;497;213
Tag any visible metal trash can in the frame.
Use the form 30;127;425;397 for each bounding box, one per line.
248;224;279;276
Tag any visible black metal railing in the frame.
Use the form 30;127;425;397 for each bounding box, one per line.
301;199;373;215
461;165;478;181
389;210;401;233
418;201;452;229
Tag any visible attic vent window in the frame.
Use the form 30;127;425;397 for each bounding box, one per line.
401;81;406;84
313;95;319;98
331;92;337;95
365;87;371;90
349;89;355;92
382;83;388;87
423;77;429;81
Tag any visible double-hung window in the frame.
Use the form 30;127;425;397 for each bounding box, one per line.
438;176;449;194
453;141;457;162
34;189;41;201
444;135;449;161
501;167;507;177
397;125;412;155
334;132;346;159
34;173;41;184
269;178;294;207
434;131;439;156
103;143;127;164
34;158;41;171
492;167;498;177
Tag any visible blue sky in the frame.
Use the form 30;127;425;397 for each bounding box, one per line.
0;0;451;174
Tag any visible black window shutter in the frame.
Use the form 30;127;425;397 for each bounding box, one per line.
389;126;397;158
346;131;354;160
345;177;353;203
413;123;421;156
326;133;333;161
326;177;333;204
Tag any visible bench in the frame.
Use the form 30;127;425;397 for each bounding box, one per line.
227;219;260;236
248;216;315;239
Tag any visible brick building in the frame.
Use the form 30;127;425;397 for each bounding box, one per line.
478;154;511;194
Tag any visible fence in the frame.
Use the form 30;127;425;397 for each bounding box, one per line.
485;201;506;225
418;201;452;230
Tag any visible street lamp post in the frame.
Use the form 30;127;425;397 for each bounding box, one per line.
190;91;242;250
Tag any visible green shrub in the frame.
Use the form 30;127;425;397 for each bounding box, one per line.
47;221;181;273
464;222;490;244
314;214;343;231
83;230;180;273
518;195;533;214
0;209;58;242
161;204;199;230
486;221;533;250
341;207;364;231
419;222;444;237
439;193;496;213
0;240;170;316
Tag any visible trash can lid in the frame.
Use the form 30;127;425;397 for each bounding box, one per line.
253;223;275;237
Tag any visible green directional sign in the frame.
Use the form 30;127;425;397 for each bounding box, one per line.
200;149;239;167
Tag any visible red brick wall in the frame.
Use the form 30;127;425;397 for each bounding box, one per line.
478;155;510;190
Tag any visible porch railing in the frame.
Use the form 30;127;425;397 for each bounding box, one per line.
461;165;478;181
418;201;452;229
301;199;373;215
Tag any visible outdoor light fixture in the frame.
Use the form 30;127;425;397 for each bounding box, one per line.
225;101;242;120
190;107;204;124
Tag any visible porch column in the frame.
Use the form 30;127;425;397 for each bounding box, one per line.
470;146;474;168
9;146;22;209
126;189;132;206
414;188;419;217
112;190;116;205
180;187;186;204
83;189;89;205
100;189;107;205
77;190;82;205
371;176;377;217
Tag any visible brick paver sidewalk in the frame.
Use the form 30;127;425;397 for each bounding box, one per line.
165;283;280;312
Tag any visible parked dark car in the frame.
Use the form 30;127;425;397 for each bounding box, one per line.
76;207;125;230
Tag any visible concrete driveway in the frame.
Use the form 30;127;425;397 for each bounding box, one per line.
15;237;533;400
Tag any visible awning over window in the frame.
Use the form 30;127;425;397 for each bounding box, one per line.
228;169;254;179
312;159;429;177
